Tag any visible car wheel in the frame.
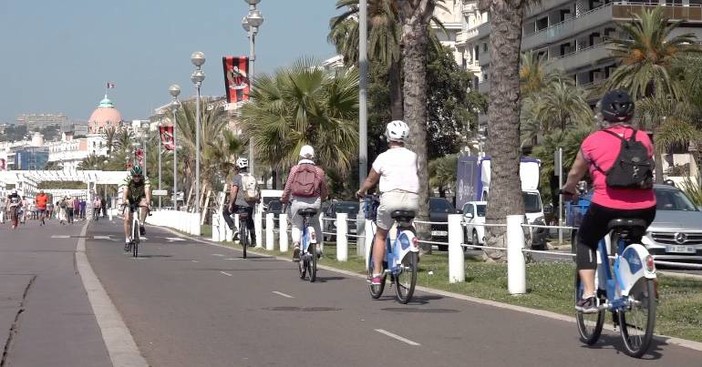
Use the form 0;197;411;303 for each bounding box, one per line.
472;230;480;248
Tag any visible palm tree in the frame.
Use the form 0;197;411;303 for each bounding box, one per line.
532;78;594;132
606;7;701;182
476;0;536;260
104;126;118;156
78;154;106;170
329;0;403;119
429;154;457;198
240;58;359;191
520;51;553;97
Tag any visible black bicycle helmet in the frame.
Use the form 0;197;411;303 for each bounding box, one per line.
600;89;634;123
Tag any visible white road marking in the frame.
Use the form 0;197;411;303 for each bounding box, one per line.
212;254;225;257
51;235;70;239
375;329;421;346
223;257;241;261
94;235;111;240
220;271;233;277
191;260;199;263
165;237;186;242
272;291;294;299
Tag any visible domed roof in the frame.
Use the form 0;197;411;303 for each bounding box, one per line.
89;95;123;131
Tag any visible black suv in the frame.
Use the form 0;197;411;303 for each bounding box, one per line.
430;197;456;251
322;200;360;241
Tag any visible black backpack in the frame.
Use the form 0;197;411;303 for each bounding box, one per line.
594;128;654;189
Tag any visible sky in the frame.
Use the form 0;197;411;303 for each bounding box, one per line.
0;0;340;123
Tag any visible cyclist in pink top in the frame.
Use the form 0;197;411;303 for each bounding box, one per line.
562;89;656;313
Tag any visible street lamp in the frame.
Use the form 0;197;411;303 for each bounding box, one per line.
242;0;264;177
191;51;206;221
169;84;181;209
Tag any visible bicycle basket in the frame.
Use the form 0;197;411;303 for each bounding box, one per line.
363;196;380;221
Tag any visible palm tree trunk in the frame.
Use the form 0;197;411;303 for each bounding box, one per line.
482;2;526;262
399;5;433;253
389;61;404;120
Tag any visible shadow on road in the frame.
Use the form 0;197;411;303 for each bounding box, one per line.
577;333;664;360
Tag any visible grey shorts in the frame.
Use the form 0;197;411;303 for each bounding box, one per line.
377;191;419;230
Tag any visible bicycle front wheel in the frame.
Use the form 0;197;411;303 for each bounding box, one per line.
132;221;139;258
394;252;418;304
574;271;604;345
619;278;656;358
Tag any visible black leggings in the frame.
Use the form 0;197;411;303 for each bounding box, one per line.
223;206;255;241
576;202;656;270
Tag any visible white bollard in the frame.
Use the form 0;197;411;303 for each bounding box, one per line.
336;213;348;262
364;219;374;266
265;213;275;251
108;208;113;221
193;213;201;236
356;213;366;257
279;214;289;252
211;211;219;242
448;214;465;283
507;214;527;295
255;211;263;247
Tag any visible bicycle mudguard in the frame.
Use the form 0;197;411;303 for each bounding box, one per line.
392;230;419;269
615;243;656;297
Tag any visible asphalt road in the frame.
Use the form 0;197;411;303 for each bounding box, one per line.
79;218;701;367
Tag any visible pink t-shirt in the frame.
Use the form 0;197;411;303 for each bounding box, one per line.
580;125;656;209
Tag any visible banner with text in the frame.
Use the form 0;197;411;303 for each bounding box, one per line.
159;125;175;151
222;56;250;107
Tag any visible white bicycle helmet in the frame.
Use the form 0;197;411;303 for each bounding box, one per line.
385;120;409;142
299;145;315;159
236;157;249;169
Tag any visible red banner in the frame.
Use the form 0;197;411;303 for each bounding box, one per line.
222;56;250;106
159;125;175;151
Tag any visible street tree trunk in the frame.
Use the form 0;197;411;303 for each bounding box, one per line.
479;1;527;262
389;61;404;120
398;0;435;253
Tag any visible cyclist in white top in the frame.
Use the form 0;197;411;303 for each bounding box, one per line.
356;120;420;285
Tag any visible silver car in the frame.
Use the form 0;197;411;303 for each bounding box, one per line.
641;184;702;262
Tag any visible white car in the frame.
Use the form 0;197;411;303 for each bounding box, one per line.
461;201;486;247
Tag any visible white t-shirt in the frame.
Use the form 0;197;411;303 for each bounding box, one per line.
371;147;419;194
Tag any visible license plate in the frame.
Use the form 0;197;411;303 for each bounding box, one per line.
431;230;448;236
665;245;696;254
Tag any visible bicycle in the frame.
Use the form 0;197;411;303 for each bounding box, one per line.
363;195;420;304
123;203;148;258
8;205;20;229
230;207;254;259
295;207;319;282
569;195;657;358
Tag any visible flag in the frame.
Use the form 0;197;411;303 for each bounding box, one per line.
222;56;250;106
106;82;116;89
159;125;175;151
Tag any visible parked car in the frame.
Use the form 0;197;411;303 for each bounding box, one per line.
430;197;457;251
461;201;486;248
262;199;283;229
323;200;360;242
642;184;702;263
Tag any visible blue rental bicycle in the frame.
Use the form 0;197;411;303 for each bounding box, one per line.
296;207;319;282
364;195;419;304
568;193;657;358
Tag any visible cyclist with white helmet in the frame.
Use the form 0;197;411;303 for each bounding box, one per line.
281;145;328;262
356;120;420;285
227;157;259;244
122;165;152;246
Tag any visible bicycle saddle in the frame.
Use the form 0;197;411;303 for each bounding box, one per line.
297;208;318;217
391;210;415;222
607;218;647;239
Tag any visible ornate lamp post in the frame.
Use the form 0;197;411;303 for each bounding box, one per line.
191;51;206;220
242;0;264;177
169;84;181;209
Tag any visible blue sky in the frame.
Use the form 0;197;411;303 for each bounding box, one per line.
0;0;340;123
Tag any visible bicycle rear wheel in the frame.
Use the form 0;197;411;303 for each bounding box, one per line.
619;278;656;358
240;224;248;259
308;243;317;282
574;271;604;345
394;252;418;304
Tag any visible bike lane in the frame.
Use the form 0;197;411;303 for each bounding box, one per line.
85;218;702;367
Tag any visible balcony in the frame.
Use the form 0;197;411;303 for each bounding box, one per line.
456;27;479;45
547;43;612;72
613;4;702;21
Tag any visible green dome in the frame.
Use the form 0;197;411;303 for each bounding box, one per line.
98;95;114;108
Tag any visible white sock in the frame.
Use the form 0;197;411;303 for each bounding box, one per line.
126;236;130;243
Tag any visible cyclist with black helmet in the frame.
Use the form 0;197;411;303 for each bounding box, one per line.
561;90;656;313
122;166;152;246
226;157;259;245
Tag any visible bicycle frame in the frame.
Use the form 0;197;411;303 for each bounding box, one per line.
366;221;419;276
596;234;656;310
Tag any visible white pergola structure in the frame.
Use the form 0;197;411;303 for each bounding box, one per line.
0;170;129;199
